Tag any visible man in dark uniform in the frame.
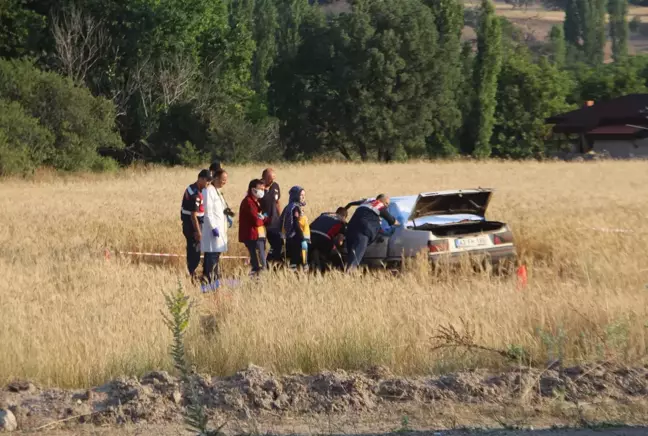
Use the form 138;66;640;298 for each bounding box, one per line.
181;169;212;282
309;207;349;272
260;168;283;263
345;194;399;271
308;199;366;272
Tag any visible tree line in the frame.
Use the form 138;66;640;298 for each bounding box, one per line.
2;0;648;174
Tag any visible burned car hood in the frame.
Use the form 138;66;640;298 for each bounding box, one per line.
408;189;493;220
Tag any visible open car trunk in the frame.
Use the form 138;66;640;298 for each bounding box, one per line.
404;189;501;237
414;220;506;237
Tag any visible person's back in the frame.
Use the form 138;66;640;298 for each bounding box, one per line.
346;200;385;242
311;212;346;242
309;210;348;271
345;195;397;271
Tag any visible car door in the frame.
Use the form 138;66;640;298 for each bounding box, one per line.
362;227;389;266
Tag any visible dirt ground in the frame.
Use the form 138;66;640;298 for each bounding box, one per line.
3;363;648;435
15;424;648;436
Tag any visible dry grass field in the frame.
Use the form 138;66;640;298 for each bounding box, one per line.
1;160;648;389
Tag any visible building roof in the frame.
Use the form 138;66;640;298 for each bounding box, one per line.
587;124;648;140
546;94;648;135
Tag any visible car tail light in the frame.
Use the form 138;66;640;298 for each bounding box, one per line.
428;240;449;253
492;230;514;245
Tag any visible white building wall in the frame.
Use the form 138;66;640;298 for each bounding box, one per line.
592;138;648;158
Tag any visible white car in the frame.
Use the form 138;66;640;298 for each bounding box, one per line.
339;188;517;269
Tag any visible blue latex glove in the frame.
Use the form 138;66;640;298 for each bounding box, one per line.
257;213;265;220
212;227;220;238
226;215;233;228
301;240;309;251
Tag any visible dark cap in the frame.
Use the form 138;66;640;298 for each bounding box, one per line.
198;169;213;180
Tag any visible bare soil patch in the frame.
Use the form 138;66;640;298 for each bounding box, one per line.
3;363;648;434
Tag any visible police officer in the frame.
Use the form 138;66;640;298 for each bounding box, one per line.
181;169;212;282
309;207;348;272
345;194;399;271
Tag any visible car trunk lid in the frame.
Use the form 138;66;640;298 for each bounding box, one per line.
408;189;494;221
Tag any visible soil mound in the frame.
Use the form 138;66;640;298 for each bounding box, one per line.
2;363;646;431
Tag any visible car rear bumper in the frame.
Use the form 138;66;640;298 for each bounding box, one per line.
428;245;516;265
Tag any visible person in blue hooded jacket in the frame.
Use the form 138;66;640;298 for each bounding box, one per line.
280;186;311;270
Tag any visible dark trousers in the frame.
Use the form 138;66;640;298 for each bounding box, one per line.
185;236;201;275
183;218;203;276
286;238;307;268
346;233;370;270
310;234;334;272
244;240;267;273
202;252;221;284
266;230;284;262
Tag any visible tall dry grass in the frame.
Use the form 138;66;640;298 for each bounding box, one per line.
1;161;647;388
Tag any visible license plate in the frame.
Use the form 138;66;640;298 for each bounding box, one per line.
455;236;489;249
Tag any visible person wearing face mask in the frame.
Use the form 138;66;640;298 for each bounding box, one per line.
239;179;270;275
280;186;311;271
200;169;229;293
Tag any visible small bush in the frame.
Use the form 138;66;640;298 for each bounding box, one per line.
91;156;120;173
0;58;122;172
0;99;54;176
206;114;281;163
176;141;209;167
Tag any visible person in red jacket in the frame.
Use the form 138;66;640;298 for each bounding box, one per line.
239;179;269;275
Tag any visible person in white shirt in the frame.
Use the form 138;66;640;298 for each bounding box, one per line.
200;169;229;292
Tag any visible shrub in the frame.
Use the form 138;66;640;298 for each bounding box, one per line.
0;58;122;172
90;156;120;173
0;99;54;176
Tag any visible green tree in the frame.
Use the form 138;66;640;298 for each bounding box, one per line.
0;59;122;171
582;0;606;65
274;0;442;161
332;0;441;161
563;0;582;52
276;0;312;59
609;0;629;62
492;50;573;158
251;0;279;109
564;0;607;64
549;25;566;66
423;0;464;157
569;56;648;103
465;0;503;158
0;99;55;175
0;0;47;58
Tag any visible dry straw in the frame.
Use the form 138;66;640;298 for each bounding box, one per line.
0;160;647;388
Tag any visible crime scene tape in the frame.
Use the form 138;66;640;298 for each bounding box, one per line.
585;227;637;234
105;249;249;261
